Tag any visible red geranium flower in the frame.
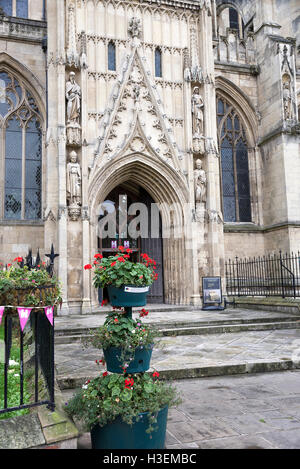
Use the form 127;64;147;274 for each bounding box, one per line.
84;264;92;270
111;261;117;267
94;253;103;259
153;372;160;378
117;257;125;263
14;257;23;263
103;372;108;377
118;246;125;251
125;378;134;389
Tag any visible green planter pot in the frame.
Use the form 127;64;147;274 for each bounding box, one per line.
107;285;150;307
90;406;168;449
103;345;153;374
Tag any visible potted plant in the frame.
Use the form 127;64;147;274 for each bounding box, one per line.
84;307;156;374
65;370;181;449
84;248;158;307
0;258;61;309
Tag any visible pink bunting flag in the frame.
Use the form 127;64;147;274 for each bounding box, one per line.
17;307;32;332
0;306;4;326
44;306;54;326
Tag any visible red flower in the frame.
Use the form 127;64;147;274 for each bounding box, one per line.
114;318;119;323
125;378;134;389
101;299;108;307
153;372;160;378
103;372;108;377
117;257;125;263
7;264;12;267
84;264;92;270
14;257;23;263
111;261;117;267
123;254;130;259
118;246;125;251
94;253;103;259
126;248;133;254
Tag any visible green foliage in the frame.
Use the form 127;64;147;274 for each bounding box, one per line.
89;251;158;289
85;310;157;353
0;326;30;420
65;372;181;433
0;264;61;307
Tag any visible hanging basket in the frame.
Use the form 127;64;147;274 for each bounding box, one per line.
0;285;60;309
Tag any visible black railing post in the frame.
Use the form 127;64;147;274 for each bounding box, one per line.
279;250;285;298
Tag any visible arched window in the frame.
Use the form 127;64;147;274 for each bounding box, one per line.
0;70;42;220
217;95;251;223
108;41;116;71
155;48;162;78
0;0;12;16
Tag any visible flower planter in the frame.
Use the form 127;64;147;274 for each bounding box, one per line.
107;285;150;307
103;345;153;374
90;406;168;449
0;285;60;308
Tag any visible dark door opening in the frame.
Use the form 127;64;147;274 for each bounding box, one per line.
97;183;164;304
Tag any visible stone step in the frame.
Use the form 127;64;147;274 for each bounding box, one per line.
54;318;300;344
57;359;300;391
55;327;300;390
160;321;300;337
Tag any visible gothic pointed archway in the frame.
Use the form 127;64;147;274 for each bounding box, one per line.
87;152;194;308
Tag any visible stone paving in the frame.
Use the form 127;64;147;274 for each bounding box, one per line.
55;327;300;385
71;370;300;449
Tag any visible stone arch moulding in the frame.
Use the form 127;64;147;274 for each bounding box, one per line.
216;1;244;19
215;75;258;146
88;152;192;306
0;52;46;122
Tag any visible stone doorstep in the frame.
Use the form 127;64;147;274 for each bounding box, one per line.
57;359;300;391
37;405;79;448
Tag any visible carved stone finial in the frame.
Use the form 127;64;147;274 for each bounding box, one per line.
128;17;142;39
66;2;79;67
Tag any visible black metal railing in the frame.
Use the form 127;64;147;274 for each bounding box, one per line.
0;246;59;416
225;251;300;298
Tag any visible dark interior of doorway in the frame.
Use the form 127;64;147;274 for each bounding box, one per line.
97;183;164;304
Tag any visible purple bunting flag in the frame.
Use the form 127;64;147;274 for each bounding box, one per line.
17;307;32;332
44;306;54;326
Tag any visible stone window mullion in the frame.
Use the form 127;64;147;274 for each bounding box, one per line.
21;123;25;219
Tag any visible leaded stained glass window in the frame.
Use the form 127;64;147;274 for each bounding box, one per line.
1;70;42;220
217;95;251;223
16;0;28;18
155;48;162;78
108;41;116;71
0;0;12;16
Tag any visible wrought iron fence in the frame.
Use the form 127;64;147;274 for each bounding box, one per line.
225;251;300;298
0;246;58;417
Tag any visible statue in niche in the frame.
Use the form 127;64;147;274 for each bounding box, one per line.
192;87;204;136
66;72;81;125
67;151;82;208
282;78;293;120
194;158;207;205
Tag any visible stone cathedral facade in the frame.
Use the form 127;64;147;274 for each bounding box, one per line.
0;0;299;314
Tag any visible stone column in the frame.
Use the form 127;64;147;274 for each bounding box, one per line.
254;2;300;253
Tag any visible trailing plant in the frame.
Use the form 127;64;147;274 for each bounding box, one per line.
84;308;157;367
0;259;61;307
65;371;181;434
84;248;158;289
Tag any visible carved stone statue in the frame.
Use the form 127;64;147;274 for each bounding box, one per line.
194;158;207;204
66;72;81;125
192;87;204;136
283;79;292;120
67;151;81;207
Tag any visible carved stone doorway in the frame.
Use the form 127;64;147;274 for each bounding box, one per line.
97;182;165;304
